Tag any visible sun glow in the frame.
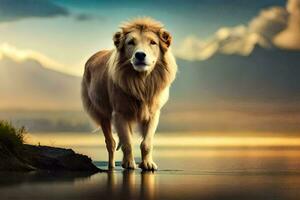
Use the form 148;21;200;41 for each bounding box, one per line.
27;133;300;148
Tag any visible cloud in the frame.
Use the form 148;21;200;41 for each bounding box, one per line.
0;43;80;76
75;13;94;21
249;6;289;45
274;0;300;49
0;0;69;23
176;1;300;60
176;25;263;60
175;36;212;60
74;13;106;22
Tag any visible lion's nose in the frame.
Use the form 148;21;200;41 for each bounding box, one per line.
135;51;146;61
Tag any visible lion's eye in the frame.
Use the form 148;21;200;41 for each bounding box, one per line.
127;39;135;45
150;40;157;45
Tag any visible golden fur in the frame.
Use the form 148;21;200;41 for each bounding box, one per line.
81;17;177;170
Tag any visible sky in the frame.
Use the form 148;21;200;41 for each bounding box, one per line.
0;0;287;75
0;0;300;133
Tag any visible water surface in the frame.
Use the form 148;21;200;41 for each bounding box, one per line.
1;132;300;200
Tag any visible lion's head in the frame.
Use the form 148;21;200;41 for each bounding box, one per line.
113;17;172;73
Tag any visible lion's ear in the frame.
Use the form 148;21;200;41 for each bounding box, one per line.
159;29;172;49
113;31;124;49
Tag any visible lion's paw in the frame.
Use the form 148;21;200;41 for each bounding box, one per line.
139;160;158;171
122;159;136;170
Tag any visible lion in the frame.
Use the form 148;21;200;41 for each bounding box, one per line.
81;17;177;170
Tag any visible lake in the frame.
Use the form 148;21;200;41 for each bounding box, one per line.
1;132;300;200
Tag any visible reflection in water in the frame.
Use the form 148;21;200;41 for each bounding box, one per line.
105;170;156;200
0;170;158;200
141;171;156;200
1;167;300;200
122;170;136;199
106;171;117;198
0;171;95;187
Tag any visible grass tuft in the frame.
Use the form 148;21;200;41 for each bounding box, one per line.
0;120;26;155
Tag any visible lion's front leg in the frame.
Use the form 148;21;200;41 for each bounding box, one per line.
139;111;160;171
112;112;136;169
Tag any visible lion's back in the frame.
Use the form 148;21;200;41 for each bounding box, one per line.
81;50;113;122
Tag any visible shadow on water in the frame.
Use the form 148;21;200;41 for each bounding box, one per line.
0;171;95;187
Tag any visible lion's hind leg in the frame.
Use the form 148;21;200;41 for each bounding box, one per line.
100;118;116;169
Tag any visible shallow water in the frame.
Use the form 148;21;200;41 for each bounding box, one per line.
1;133;300;200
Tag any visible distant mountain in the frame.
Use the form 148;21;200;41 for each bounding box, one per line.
0;56;81;110
171;46;300;105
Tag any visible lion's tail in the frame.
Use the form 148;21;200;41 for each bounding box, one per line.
116;141;122;151
116;124;133;151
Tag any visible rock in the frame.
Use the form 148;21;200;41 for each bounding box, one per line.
23;145;101;172
0;144;102;172
0;144;35;171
